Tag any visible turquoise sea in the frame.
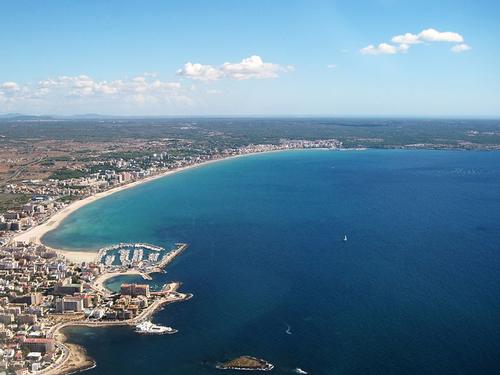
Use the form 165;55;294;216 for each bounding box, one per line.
44;150;500;375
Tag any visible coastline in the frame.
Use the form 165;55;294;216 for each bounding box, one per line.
12;149;289;262
10;148;320;373
38;330;95;375
40;282;192;375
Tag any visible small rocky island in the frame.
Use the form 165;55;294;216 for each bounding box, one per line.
216;356;274;371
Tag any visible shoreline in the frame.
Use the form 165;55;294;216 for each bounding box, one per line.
40;283;192;375
37;330;96;375
13;149;290;262
13;148;305;374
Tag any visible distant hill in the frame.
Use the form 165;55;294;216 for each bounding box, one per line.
69;113;117;119
0;113;115;121
0;113;56;120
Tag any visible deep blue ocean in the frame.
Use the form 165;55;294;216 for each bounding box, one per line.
43;150;500;375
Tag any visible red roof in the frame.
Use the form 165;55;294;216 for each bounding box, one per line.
24;338;54;343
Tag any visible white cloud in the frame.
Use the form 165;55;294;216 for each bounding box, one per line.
206;89;222;95
39;75;120;97
327;64;337;69
418;28;464;43
0;73;197;113
0;74;188;110
0;81;28;102
178;55;291;81
36;75;182;99
1;81;20;92
1;58;289;112
451;43;471;53
151;80;181;90
360;43;398;55
221;55;285;80
363;28;468;56
391;32;421;45
397;43;410;53
177;62;223;81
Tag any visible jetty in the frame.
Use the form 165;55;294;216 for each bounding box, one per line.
155;243;188;270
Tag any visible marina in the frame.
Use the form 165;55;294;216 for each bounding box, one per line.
90;243;188;297
95;242;188;272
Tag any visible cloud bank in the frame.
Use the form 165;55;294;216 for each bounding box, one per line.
0;74;189;110
361;28;470;55
0;55;292;113
177;55;292;81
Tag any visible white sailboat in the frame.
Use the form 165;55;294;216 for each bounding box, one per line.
343;234;348;242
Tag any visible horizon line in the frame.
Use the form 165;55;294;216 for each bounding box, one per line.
1;113;499;121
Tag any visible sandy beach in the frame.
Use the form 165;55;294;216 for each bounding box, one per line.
13;150;285;262
38;330;95;375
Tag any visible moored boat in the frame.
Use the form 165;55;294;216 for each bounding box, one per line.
135;320;177;335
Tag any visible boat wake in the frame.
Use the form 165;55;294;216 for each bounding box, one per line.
285;322;292;335
294;368;308;374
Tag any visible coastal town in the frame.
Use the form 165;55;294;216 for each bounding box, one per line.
0;138;341;374
0;239;192;374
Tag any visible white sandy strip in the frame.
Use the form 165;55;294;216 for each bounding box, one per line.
91;269;151;295
13;150;289;263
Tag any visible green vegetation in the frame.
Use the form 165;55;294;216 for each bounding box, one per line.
103;151;150;160
49;168;86;180
1;118;499;149
0;193;30;214
51;156;72;161
58;195;80;204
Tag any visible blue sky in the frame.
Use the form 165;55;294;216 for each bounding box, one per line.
0;0;499;117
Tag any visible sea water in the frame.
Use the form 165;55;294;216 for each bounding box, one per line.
44;150;500;374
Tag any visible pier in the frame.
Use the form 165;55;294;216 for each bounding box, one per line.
155;243;189;270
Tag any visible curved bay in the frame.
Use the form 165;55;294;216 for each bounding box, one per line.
48;150;500;374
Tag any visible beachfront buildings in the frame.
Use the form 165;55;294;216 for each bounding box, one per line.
0;242;74;372
55;296;84;313
120;283;150;298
